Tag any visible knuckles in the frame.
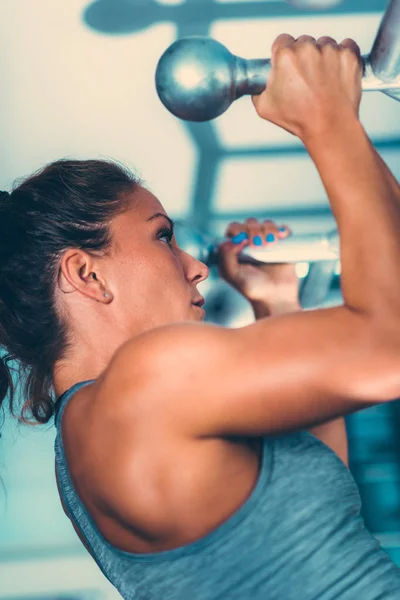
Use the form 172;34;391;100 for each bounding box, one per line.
272;35;360;66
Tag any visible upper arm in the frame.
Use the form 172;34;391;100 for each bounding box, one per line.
116;307;400;438
308;418;349;466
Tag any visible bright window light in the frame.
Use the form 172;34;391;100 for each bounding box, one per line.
214;155;328;212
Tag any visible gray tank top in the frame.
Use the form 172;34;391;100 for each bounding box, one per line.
54;380;400;599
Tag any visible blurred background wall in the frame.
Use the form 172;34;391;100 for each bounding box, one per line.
1;0;400;598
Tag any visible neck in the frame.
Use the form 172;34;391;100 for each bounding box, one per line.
52;338;122;398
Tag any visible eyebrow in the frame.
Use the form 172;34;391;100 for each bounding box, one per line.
145;213;175;230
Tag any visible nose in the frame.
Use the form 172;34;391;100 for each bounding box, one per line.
182;250;209;284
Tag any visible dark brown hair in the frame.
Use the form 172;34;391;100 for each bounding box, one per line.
0;158;141;426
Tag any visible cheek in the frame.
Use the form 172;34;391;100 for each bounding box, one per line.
115;243;186;300
154;246;185;278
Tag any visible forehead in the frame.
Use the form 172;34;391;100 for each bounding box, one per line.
109;186;168;246
129;186;165;216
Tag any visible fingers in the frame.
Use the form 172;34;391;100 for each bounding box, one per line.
255;31;362;132
275;34;359;54
295;35;316;44
271;33;296;62
340;38;361;57
317;36;338;48
245;218;279;247
224;218;292;248
271;32;359;51
269;34;343;67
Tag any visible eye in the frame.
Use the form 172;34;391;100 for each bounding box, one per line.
158;227;174;247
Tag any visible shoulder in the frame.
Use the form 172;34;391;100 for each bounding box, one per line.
94;322;223;418
106;322;229;398
116;321;227;365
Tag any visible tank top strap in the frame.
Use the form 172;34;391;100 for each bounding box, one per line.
54;379;95;430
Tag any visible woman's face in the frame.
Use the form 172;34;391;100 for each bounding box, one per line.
106;186;209;336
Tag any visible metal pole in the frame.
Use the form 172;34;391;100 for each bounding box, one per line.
369;0;400;101
370;0;400;81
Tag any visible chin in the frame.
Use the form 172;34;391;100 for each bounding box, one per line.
191;304;206;320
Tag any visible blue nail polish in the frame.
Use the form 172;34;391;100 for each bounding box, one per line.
253;236;262;246
279;227;286;233
232;232;248;244
266;233;275;242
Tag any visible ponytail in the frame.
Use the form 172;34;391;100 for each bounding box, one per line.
0;353;14;429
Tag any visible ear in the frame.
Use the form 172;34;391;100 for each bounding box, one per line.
58;249;112;303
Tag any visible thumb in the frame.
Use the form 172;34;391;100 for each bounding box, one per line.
217;239;248;278
251;91;273;121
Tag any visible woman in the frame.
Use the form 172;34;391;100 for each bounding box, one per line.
2;33;400;599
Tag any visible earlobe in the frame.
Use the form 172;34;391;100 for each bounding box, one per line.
102;290;113;303
91;272;113;302
90;273;112;300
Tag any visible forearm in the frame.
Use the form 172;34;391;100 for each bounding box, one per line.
304;116;400;316
369;141;400;204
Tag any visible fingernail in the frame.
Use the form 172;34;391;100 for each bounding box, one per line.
266;233;275;242
253;235;262;246
278;227;289;238
232;232;248;244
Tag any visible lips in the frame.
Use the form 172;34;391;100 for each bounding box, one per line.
192;297;205;307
